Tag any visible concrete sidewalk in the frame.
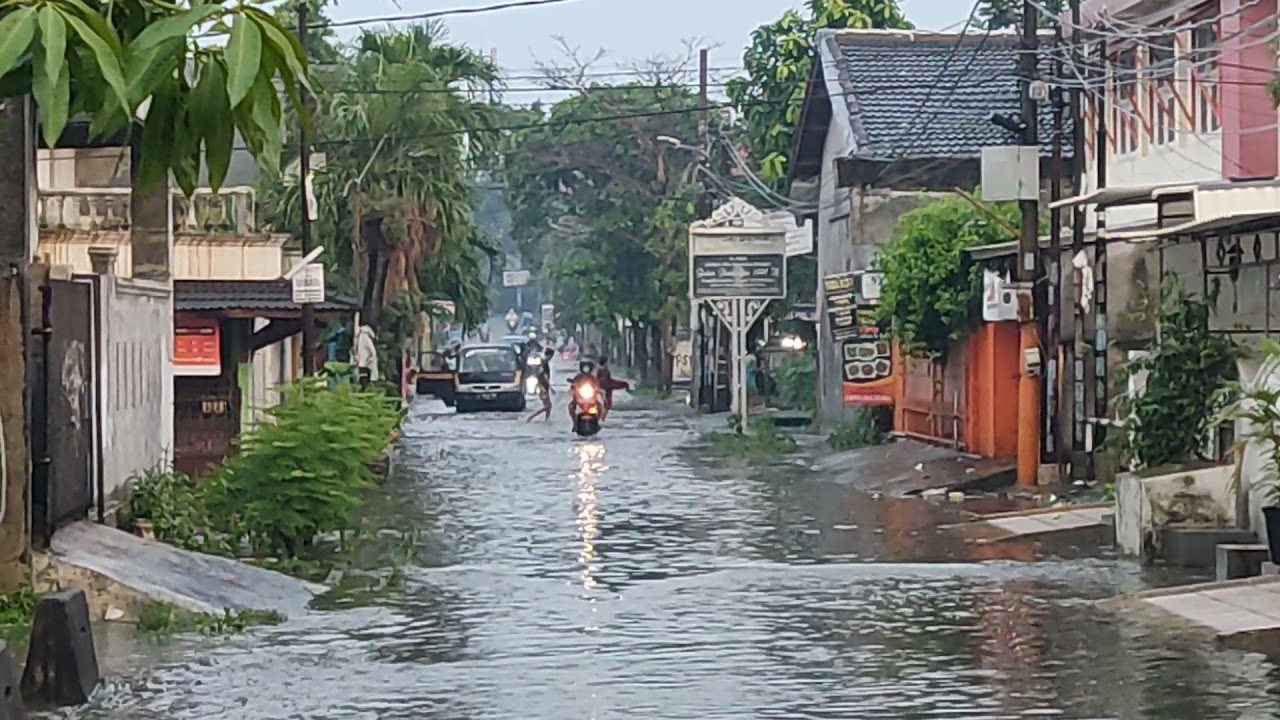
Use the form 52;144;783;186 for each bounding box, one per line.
941;504;1111;543
1121;576;1280;655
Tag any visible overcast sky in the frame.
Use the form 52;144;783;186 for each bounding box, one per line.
326;0;975;102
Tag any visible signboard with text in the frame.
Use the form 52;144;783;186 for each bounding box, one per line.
174;319;221;377
291;263;325;304
503;269;530;287
840;327;894;407
691;253;785;298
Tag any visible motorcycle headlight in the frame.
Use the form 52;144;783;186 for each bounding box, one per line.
577;383;596;401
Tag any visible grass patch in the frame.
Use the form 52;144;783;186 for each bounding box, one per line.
828;407;891;451
0;584;37;629
136;602;284;638
629;381;672;400
705;418;798;458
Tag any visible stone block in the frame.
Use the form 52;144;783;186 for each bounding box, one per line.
1100;513;1116;547
1216;543;1272;581
1161;526;1257;569
0;642;25;720
1264;562;1280;576
20;590;99;709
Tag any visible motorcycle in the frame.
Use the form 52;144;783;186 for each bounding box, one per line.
524;353;545;396
570;378;603;437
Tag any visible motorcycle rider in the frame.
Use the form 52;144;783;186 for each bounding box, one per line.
595;355;629;421
567;358;600;422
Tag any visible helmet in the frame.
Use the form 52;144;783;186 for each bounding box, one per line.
579;359;596;374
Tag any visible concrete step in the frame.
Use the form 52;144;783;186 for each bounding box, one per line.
1161;526;1257;569
1217;543;1271;581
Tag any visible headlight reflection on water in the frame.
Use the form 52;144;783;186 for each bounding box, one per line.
574;442;606;595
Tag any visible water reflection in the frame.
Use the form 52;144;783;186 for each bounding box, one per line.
574;442;605;594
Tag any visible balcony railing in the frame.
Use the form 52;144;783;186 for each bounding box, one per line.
37;186;257;234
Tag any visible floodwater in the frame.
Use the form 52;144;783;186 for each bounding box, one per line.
43;378;1280;719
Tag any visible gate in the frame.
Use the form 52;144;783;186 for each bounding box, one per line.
32;279;95;543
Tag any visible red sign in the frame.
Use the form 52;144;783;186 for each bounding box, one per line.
840;333;894;407
174;320;221;376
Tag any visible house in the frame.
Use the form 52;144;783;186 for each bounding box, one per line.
34;128;355;508
786;28;1069;443
1051;0;1280;527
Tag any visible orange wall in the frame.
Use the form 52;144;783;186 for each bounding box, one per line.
891;322;1021;461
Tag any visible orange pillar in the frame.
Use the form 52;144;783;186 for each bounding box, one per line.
1016;321;1041;486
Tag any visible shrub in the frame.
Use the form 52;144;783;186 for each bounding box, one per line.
208;376;402;558
772;353;816;411
706;417;798;458
828;407;892;451
129;465;229;555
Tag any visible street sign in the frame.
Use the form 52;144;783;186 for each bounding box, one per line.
503;269;530;287
764;211;814;257
291;263;325;304
692;254;785;298
540;303;555;331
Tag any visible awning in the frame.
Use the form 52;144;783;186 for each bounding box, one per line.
175;280;359;317
1102;211;1280;241
1048;182;1195;210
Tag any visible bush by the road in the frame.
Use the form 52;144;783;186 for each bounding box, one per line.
828;407;891;451
130;376;402;564
705;417;798;458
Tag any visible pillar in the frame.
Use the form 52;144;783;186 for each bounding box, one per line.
0;97;35;590
1220;0;1279;180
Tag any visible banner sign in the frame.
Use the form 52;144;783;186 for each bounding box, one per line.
841;329;894;406
691;254;785;299
174;319;221;377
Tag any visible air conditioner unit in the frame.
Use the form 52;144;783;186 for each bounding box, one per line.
982;270;1018;322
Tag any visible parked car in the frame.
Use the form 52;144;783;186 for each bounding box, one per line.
453;344;526;413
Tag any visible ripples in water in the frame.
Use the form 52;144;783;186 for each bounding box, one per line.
43;398;1280;719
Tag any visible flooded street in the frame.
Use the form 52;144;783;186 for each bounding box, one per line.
47;383;1280;719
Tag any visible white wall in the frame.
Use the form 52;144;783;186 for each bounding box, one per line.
97;275;172;500
815;122;858;428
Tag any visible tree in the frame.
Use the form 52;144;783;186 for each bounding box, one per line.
0;0;308;193
875;194;1020;359
502;79;702;385
977;0;1067;29
259;22;502;331
725;0;911;183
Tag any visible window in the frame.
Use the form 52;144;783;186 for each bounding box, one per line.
1192;21;1220;132
1114;48;1139;155
459;347;518;373
1148;36;1177;145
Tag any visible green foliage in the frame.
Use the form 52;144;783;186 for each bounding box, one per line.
0;584;37;629
706;417;799;458
209;376;402;558
773;353;817;412
0;0;308;194
129;465;231;556
726;0;911;182
129;378;401;565
828;407;891;451
502;83;700;342
1116;279;1237;470
977;0;1066;29
137;602;283;638
1219;340;1280;506
257;21;500;330
875;194;1019;358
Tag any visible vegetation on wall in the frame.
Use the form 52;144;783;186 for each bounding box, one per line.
1218;339;1280;506
1115;279;1238;470
875;194;1019;359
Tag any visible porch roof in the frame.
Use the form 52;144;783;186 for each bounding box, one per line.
175;280;357;317
1102;212;1280;241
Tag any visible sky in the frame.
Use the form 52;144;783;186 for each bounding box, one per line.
325;0;975;102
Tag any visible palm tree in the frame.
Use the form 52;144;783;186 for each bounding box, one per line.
261;21;501;329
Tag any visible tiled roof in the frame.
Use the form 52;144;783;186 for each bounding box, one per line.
174;280;358;314
821;29;1071;161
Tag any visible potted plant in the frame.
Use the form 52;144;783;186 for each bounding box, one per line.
1219;339;1280;562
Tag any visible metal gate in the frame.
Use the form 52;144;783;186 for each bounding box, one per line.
32;279;94;543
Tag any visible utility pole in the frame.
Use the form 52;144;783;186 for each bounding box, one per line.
297;2;317;375
1047;22;1066;479
1091;33;1109;481
1069;0;1086;480
691;48;711;412
1016;0;1041;486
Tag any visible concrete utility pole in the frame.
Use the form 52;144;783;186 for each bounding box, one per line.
1047;22;1066;478
0;97;34;590
297;2;317;374
1069;0;1086;478
691;48;711;412
1016;0;1042;486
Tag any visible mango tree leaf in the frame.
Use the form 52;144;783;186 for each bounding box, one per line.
245;8;310;95
124;35;184;107
248;71;282;174
0;8;38;80
32;46;70;148
224;14;262;108
137;78;177;191
128;4;221;55
59;10;130;115
192;57;233;191
38;6;66;85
